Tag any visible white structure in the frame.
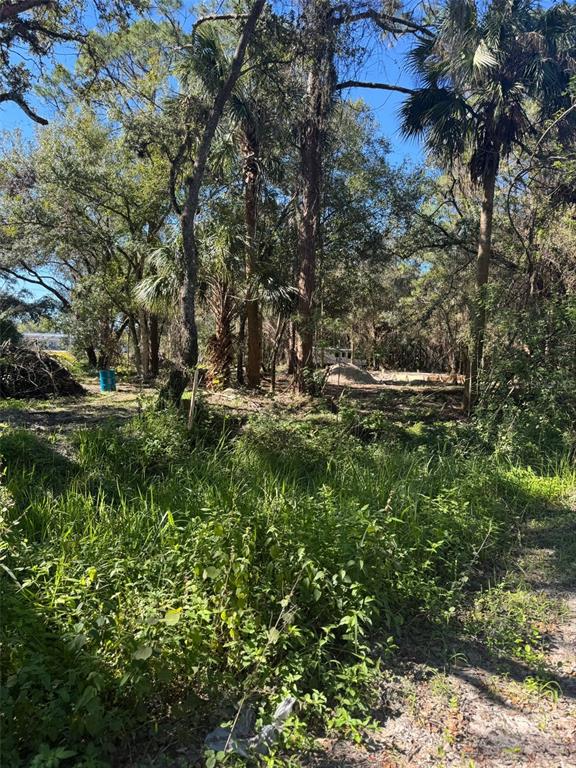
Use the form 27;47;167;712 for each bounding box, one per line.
314;347;367;368
23;332;70;351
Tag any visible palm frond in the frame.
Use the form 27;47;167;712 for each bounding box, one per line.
134;241;182;315
134;273;179;315
443;0;478;38
399;88;469;163
472;39;498;72
177;23;229;96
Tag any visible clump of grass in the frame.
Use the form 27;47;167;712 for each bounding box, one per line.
0;409;572;765
463;580;566;665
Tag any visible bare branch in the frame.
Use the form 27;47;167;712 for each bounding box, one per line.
336;8;433;39
0;90;48;123
334;80;414;96
192;13;249;32
1;266;70;308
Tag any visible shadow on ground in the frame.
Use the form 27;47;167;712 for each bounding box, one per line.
304;493;576;768
0;429;78;501
324;383;465;424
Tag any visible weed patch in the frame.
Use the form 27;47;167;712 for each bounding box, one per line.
0;409;572;765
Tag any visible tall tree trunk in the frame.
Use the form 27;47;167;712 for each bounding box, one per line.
464;154;499;413
270;316;287;393
150;313;160;377
140;311;150;377
294;0;335;393
236;308;246;385
85;346;97;368
287;321;297;374
162;0;266;407
244;131;262;388
128;317;142;374
207;279;235;388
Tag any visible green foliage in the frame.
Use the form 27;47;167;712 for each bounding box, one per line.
2;407;569;765
464;582;564;666
47;351;86;379
0;317;21;344
476;297;576;466
401;0;576;176
75;405;191;479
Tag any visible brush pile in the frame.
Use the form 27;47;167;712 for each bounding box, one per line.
0;342;85;399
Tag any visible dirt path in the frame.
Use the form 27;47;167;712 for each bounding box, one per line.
0;383;149;432
308;500;576;768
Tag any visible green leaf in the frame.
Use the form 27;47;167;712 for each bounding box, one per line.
203;566;219;580
164;608;182;626
133;645;153;660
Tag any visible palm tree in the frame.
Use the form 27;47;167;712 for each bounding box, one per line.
136;225;241;389
400;0;576;410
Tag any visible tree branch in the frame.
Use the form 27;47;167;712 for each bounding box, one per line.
0;91;48;124
334;80;414;96
336;8;433;39
0;0;51;22
192;13;249;32
1;266;70;308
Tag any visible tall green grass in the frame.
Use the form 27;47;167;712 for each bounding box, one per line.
1;410;572;766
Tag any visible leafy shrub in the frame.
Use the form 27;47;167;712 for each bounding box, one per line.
48;351;85;379
74;405;191;479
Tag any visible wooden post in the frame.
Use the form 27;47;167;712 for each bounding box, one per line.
187;366;200;429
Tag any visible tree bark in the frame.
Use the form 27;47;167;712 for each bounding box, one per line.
150;313;160;377
85;346;97;368
294;0;335;393
287;321;297;375
270;317;287;393
207;279;235;388
236;308;246;384
128;317;142;374
244;130;262;388
140;311;150;377
165;0;267;406
464;154;499;413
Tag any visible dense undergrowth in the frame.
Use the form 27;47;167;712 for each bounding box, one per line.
1;404;574;767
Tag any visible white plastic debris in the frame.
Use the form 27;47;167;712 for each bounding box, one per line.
205;696;298;757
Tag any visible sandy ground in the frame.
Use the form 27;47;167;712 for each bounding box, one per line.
0;367;465;432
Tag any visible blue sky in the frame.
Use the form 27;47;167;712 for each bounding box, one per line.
337;29;424;165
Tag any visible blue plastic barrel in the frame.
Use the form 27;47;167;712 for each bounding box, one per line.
98;369;117;392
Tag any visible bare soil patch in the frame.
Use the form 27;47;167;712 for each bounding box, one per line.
326;363;378;386
202;369;466;425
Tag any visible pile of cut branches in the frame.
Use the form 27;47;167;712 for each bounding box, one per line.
0;342;85;399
